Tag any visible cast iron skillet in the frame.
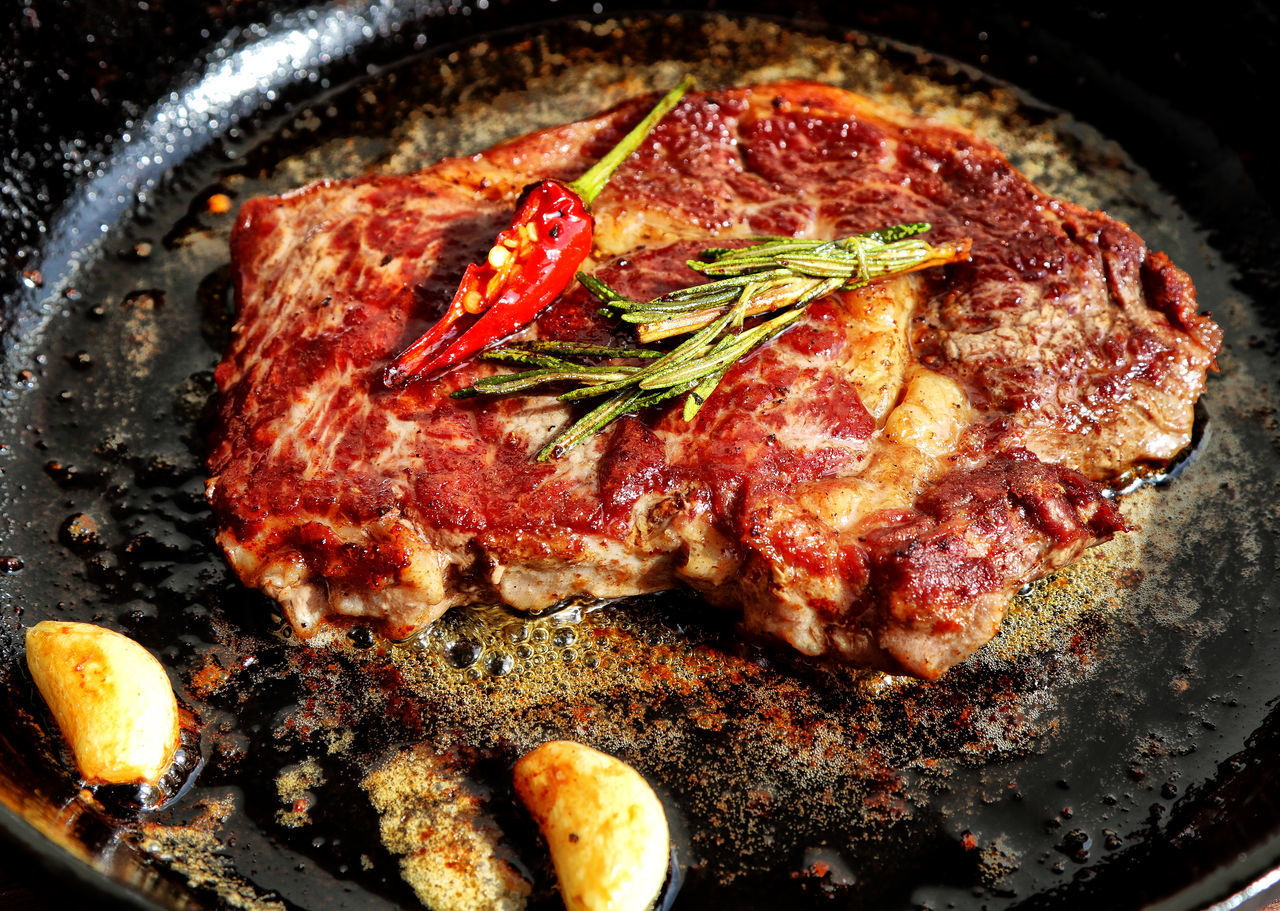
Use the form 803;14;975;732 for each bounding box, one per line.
3;2;1280;910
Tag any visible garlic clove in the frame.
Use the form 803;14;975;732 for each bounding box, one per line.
514;740;670;911
25;620;180;786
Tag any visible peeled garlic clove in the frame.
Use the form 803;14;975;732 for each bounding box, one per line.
514;740;669;911
25;620;180;785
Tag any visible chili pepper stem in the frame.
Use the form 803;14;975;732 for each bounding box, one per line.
568;75;694;206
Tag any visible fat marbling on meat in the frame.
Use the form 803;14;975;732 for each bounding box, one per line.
206;82;1221;679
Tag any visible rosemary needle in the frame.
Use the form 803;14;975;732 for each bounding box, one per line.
453;223;971;459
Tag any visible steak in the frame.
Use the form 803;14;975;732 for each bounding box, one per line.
207;81;1221;679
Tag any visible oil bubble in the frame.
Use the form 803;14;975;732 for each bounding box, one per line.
505;623;528;643
446;639;482;669
486;652;514;676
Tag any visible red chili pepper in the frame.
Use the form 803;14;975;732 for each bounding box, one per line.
384;76;693;387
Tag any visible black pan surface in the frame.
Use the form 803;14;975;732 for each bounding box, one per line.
3;3;1280;910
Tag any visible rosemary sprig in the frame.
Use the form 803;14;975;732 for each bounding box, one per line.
630;225;972;341
453;223;971;459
